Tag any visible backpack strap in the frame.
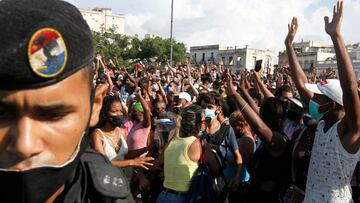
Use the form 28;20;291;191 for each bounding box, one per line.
199;138;206;164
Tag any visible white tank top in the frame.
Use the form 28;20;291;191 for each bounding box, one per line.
98;128;129;161
304;120;360;203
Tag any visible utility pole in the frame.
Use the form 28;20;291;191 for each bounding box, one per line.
170;0;174;66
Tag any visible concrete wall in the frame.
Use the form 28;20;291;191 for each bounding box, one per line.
80;8;125;34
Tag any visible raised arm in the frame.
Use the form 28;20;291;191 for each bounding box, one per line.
226;73;285;152
285;17;314;104
240;72;260;114
325;1;360;153
137;92;151;128
253;70;274;99
122;67;138;87
186;64;199;96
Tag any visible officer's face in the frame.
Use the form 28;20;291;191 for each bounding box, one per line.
0;70;106;170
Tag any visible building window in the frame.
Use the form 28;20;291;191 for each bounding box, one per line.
310;60;315;68
222;57;226;63
194;53;197;61
229;56;233;65
304;60;309;69
202;53;205;61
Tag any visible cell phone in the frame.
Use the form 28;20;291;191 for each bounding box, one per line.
255;60;263;72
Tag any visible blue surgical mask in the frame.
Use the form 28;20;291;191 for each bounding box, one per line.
167;86;173;92
204;108;216;120
309;100;323;121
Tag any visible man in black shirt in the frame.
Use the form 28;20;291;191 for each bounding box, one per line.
0;0;133;202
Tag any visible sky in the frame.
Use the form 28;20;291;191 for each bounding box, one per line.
65;0;360;53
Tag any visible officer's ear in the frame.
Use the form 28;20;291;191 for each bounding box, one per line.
89;84;108;127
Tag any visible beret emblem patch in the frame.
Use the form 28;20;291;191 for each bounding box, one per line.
28;28;67;78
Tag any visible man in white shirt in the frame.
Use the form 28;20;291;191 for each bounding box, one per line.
285;1;360;202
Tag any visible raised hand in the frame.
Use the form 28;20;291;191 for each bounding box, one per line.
324;1;343;37
285;17;298;45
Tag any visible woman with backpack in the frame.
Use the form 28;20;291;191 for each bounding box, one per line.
156;104;219;203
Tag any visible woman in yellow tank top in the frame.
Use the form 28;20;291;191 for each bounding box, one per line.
156;105;219;203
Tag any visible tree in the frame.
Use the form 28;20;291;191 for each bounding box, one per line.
93;28;187;67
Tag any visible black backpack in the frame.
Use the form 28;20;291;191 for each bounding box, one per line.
204;123;233;202
205;123;232;174
186;139;220;203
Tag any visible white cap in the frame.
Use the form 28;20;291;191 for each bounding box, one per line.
288;97;303;108
179;92;192;102
305;79;343;106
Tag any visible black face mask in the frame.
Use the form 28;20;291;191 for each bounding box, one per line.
0;139;87;203
0;88;95;203
108;115;123;127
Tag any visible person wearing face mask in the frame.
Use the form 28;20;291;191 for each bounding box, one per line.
282;97;306;140
0;0;134;202
201;92;243;202
156;104;219;203
178;92;192;109
92;95;154;168
285;4;360;201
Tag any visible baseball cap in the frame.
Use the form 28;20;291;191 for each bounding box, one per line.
0;0;94;90
133;102;144;113
305;79;343;106
179;92;192;102
117;74;124;81
288;97;303;108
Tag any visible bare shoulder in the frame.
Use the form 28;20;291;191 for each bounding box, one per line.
92;128;103;139
188;138;201;162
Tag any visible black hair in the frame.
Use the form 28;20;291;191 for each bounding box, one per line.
217;99;231;117
260;97;286;132
274;85;292;98
82;65;95;91
96;95;122;128
180;105;203;137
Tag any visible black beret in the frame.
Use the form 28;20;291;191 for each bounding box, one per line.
0;0;94;90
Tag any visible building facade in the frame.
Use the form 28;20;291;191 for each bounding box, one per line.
278;40;335;71
79;8;125;34
189;45;275;73
316;43;360;79
278;41;360;79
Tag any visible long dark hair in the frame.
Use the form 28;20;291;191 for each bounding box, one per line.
259;97;286;132
96;95;122;128
180;105;203;137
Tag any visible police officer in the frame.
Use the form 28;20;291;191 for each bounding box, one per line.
0;0;133;202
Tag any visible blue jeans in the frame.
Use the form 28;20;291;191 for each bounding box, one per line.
156;190;187;203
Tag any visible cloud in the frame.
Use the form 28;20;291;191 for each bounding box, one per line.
66;0;360;53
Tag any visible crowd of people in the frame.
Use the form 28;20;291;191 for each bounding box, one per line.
89;2;360;203
1;0;360;203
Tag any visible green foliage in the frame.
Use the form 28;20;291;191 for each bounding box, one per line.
93;27;187;66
